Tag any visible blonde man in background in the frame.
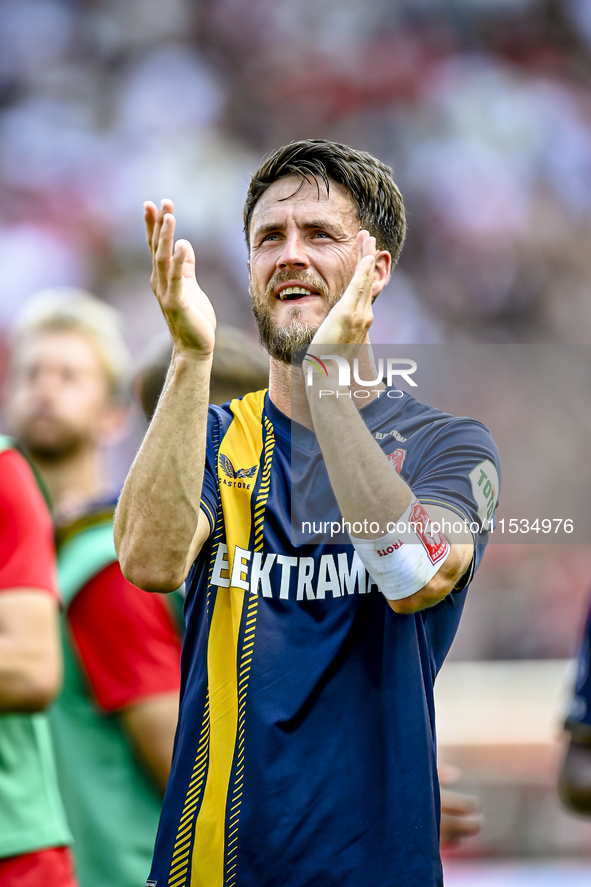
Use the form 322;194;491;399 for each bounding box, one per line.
6;290;182;887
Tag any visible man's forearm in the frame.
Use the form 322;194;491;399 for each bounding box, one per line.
307;382;411;536
120;693;179;795
0;592;61;712
115;350;213;591
306;379;473;610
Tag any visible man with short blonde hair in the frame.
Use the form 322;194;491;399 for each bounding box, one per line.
7;290;182;887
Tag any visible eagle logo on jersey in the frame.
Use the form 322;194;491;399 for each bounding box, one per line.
220;453;259;490
219;454;257;480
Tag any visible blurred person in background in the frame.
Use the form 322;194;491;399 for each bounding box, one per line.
137;324;269;422
4;291;183;887
439;764;481;850
559;600;591;815
0;436;77;885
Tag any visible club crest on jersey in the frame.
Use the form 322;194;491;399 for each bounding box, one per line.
387;448;407;474
219;454;257;489
409;500;450;564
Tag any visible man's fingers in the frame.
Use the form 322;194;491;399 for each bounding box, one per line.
151;199;175;257
166;242;188;303
144;202;158;250
346;253;376;309
450;813;482;835
357;229;377;261
441;791;479;816
440;788;482;847
307;229;378;348
171;240;196;280
164;240;198;307
344;231;377;309
176;239;196;277
362;232;377;258
438;763;461;786
154;212;176;295
440;811;482;846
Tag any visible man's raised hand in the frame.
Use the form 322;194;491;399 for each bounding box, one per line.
144;199;216;358
309;230;380;351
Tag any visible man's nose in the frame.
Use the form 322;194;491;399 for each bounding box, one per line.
276;231;309;270
30;368;59;397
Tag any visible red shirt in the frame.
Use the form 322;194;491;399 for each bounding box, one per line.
67;561;182;712
0;445;181;712
0;449;58;597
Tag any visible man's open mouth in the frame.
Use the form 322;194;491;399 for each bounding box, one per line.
277;286;319;300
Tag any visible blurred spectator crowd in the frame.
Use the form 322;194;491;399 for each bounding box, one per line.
1;0;591;347
1;0;591;661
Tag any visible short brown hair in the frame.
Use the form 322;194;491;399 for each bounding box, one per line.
243;139;406;266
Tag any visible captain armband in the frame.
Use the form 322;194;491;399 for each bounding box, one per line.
349;496;451;601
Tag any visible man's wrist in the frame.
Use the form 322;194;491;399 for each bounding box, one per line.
171;345;214;371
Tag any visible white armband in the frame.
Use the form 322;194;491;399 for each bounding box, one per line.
349;496;451;601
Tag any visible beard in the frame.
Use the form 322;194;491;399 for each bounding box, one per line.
252;305;317;366
250;271;340;365
17;417;87;463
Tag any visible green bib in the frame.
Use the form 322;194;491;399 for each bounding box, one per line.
0;436;72;859
49;521;163;887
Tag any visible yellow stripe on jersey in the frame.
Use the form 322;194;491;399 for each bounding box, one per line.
190;390;266;887
168;499;224;883
225;414;275;887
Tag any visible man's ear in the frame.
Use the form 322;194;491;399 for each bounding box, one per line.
371;250;391;301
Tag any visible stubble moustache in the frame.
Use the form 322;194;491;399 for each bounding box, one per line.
250;271;340;365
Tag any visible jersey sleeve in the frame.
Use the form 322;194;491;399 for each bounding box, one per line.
565;600;591;741
200;406;224;532
410;417;501;535
67;561;182;713
0;450;58;597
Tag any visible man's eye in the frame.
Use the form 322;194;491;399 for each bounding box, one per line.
262;233;279;242
313;231;330;239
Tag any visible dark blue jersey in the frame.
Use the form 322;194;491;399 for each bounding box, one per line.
565;601;591;740
148;387;500;887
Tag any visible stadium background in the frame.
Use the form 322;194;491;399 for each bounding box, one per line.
1;0;591;882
